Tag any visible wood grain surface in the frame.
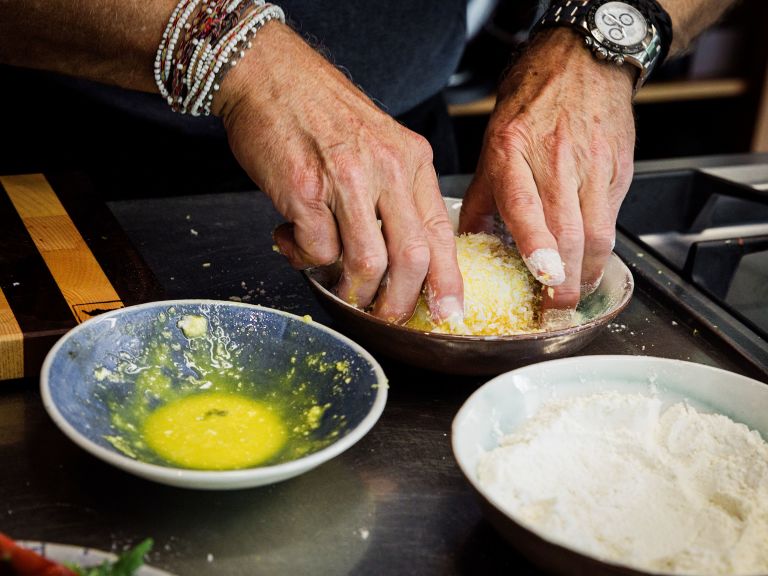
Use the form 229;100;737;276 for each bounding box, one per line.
1;174;123;319
0;288;23;380
0;173;163;381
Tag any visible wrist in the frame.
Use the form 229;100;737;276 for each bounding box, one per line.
212;19;289;119
507;28;635;99
531;0;670;92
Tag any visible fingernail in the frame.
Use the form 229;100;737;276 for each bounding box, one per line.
524;248;566;286
432;295;464;325
541;308;575;331
580;271;604;298
335;271;361;308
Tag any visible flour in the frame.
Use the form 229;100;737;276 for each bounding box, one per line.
477;392;768;575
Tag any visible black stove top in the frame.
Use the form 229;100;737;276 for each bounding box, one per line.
616;156;768;377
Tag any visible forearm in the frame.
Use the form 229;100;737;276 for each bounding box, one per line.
660;0;739;56
0;0;175;92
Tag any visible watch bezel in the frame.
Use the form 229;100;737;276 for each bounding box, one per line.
586;0;655;55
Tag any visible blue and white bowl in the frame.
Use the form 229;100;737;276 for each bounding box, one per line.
41;300;387;490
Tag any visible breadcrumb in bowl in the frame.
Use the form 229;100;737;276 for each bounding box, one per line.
406;233;542;336
304;198;634;375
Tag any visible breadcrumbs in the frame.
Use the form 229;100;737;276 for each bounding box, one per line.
406;233;542;335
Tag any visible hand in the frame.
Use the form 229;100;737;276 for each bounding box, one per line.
459;28;635;320
215;23;463;324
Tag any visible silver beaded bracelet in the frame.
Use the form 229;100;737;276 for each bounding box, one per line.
154;0;285;116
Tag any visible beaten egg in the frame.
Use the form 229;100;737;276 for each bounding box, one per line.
143;392;287;470
100;313;349;471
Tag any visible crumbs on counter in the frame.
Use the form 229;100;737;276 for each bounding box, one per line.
226;279;306;312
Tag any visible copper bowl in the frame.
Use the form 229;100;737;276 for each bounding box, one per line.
304;198;634;375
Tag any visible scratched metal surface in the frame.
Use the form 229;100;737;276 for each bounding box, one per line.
0;165;763;575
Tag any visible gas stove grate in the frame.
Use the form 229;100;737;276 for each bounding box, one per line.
617;163;768;376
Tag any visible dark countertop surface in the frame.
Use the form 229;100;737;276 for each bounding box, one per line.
2;160;766;575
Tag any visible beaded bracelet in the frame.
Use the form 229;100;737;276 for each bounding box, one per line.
154;0;284;116
187;4;285;115
155;0;204;102
170;0;242;109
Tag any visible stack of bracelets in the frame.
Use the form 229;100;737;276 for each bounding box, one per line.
154;0;285;116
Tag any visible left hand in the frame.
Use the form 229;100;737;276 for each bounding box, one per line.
459;28;636;321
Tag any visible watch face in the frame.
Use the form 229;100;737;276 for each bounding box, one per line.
593;1;648;49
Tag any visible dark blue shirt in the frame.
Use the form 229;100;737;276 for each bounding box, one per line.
280;0;468;115
67;1;470;134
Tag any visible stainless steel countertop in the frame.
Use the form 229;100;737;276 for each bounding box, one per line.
1;157;765;575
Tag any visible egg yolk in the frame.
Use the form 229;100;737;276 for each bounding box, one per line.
143;392;287;470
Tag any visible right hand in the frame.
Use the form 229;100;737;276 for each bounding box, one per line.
459;29;635;322
215;23;463;324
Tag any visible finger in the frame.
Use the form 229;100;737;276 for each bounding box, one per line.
332;181;388;309
412;163;464;324
272;218;341;270
370;170;432;323
578;175;616;298
539;173;584;312
458;171;496;235
493;152;566;287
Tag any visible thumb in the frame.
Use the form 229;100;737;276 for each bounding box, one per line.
272;221;341;270
458;173;497;235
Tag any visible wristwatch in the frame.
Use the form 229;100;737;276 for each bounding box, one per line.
533;0;673;91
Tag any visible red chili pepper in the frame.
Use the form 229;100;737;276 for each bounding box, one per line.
0;534;77;576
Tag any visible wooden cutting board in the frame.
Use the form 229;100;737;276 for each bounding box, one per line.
0;173;164;381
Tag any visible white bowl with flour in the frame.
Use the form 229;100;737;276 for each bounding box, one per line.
452;355;768;576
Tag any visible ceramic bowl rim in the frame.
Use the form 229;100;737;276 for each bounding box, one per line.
40;299;388;487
